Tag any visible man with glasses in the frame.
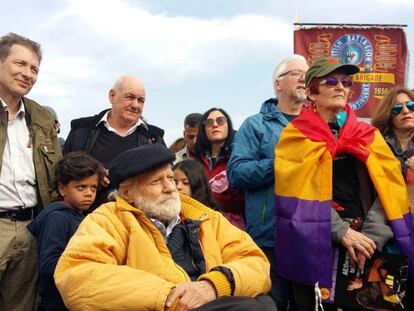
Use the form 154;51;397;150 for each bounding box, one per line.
64;75;165;211
227;54;309;310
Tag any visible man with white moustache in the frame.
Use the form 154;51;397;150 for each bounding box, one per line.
227;54;309;310
55;144;276;311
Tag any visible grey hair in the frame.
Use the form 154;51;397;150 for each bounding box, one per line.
272;54;307;97
0;32;42;62
108;175;139;202
112;75;144;92
107;190;119;202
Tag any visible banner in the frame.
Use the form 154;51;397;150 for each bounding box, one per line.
294;27;408;117
321;247;408;310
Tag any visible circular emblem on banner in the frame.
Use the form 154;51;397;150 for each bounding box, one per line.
320;287;331;300
331;34;373;110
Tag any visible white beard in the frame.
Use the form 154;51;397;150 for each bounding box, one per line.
294;88;307;103
134;191;181;222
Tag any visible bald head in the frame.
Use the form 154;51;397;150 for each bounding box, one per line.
108;75;146;131
113;75;145;93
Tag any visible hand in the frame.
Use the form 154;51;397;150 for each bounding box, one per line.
102;168;110;187
341;228;376;264
406;155;414;170
356;250;367;271
165;281;217;311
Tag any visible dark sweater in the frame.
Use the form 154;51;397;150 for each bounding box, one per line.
27;202;84;310
90;124;140;167
63;109;166;211
63;109;165;157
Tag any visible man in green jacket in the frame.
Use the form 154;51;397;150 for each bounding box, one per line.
0;32;62;311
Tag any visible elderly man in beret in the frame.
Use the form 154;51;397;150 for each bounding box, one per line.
54;144;274;311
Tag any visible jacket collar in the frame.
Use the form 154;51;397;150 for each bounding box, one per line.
22;97;54;129
383;130;401;154
260;98;288;125
179;194;209;221
96;110;148;131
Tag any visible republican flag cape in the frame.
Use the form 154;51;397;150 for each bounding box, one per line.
274;105;414;287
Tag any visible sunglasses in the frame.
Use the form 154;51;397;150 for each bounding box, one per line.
391;101;414;116
319;76;353;88
204;116;227;127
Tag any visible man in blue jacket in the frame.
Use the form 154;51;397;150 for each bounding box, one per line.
227;54;308;311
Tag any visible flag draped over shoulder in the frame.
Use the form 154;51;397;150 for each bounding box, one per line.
274;104;414;287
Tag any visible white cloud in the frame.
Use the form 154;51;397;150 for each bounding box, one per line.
35;55;98;97
373;0;412;5
44;0;292;82
3;0;412;145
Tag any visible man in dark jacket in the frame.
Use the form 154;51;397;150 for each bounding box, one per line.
0;33;62;311
227;54;309;310
64;75;165;210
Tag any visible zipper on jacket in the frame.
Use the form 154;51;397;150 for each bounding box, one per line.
262;193;267;223
185;224;202;274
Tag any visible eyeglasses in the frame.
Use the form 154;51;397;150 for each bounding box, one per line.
319;76;353;88
204;116;227;127
278;70;306;78
391;101;414;116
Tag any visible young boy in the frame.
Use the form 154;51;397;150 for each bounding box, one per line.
27;151;104;310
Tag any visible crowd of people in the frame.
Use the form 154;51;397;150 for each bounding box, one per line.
1;31;414;311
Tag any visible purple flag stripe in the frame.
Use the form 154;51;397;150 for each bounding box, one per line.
389;214;414;281
275;195;333;287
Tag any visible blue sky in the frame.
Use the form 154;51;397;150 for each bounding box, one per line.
1;0;413;145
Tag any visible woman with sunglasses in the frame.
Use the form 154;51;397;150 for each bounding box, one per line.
274;57;414;309
372;87;414;183
194;108;245;229
372;87;414;310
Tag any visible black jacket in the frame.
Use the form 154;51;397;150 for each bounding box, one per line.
383;129;414;179
63;109;165;155
63;109;166;211
27;202;84;310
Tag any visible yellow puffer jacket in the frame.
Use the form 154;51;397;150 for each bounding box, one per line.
54;195;271;310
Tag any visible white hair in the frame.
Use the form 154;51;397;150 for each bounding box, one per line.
112;75;144;92
134;191;181;222
115;175;181;222
272;54;307;97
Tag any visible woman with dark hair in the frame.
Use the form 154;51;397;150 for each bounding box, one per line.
372;87;414;182
194;108;245;229
173;160;219;210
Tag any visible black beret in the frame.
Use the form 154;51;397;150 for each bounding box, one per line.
109;144;176;188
